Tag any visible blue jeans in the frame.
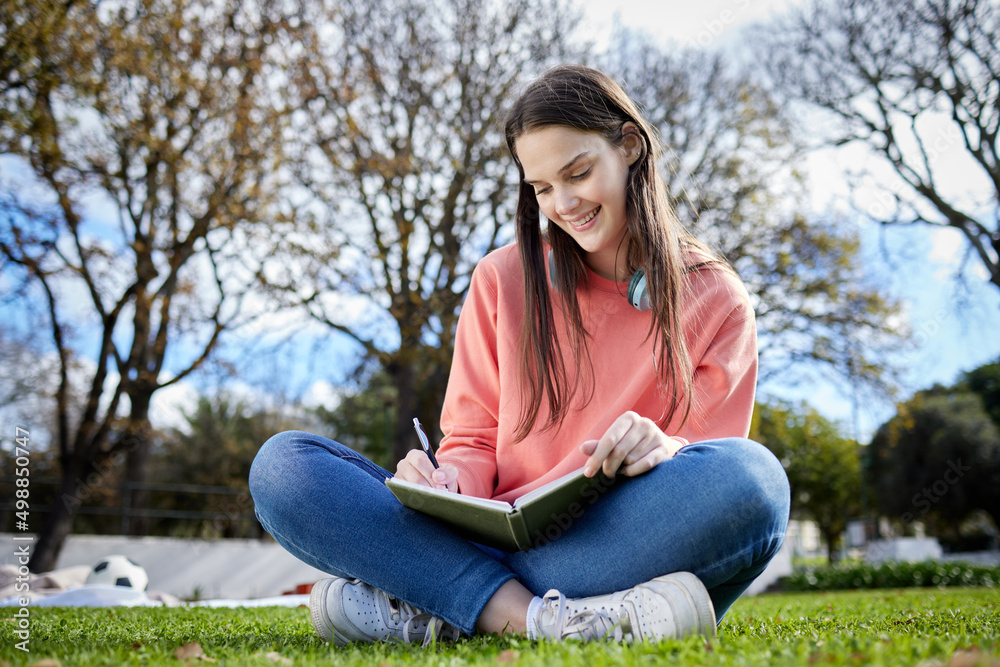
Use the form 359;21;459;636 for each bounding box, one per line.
249;432;789;635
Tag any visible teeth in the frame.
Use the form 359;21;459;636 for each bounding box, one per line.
570;207;599;227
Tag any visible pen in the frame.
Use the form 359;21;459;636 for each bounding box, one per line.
412;418;439;469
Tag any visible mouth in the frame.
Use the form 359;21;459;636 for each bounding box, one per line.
567;206;600;228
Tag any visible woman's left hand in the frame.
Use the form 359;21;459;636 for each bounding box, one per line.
579;411;683;478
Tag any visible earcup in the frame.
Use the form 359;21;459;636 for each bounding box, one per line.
627;269;651;312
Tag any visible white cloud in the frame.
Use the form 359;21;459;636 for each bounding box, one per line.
148;380;201;433
300;380;342;411
926;227;965;280
924;225;992;283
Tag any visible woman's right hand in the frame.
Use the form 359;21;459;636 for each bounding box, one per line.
394;449;459;492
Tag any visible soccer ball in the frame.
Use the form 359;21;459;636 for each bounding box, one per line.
86;554;149;591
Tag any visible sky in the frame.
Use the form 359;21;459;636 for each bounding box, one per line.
576;0;802;50
570;0;1000;439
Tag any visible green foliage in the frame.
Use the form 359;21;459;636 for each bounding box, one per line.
311;371;398;471
783;560;1000;591
155;394;290;489
752;400;861;562
4;589;999;666
144;393;299;538
960;358;1000;429
869;385;1000;537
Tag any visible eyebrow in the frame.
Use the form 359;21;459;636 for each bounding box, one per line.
523;151;592;185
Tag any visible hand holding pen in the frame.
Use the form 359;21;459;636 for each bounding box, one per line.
413;418;439;469
394;418;458;492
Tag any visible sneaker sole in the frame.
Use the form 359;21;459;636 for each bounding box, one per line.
309;577;336;642
310;577;350;645
650;572;717;638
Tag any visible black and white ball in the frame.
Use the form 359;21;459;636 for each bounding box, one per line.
86;554;148;591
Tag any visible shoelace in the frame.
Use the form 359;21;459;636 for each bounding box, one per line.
386;596;461;647
540;590;634;642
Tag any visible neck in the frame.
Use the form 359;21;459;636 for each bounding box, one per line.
584;234;631;282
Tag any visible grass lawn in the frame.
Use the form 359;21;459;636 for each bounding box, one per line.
3;587;998;666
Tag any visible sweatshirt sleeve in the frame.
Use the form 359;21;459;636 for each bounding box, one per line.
674;267;759;444
435;261;502;498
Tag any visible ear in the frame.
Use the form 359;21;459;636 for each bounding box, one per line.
621;122;643;166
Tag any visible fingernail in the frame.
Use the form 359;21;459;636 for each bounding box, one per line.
584;466;593;477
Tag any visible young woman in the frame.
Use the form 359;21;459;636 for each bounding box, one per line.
249;65;789;646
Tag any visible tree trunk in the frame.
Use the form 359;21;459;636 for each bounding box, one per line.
418;357;450;443
825;527;840;564
388;343;452;466
389;360;419;466
124;394;153;536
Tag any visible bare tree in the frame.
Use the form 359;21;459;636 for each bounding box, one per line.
602;36;905;397
753;400;863;563
756;0;1000;295
268;0;579;462
0;0;294;570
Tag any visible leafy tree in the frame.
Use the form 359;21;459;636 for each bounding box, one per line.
959;358;1000;428
150;394;301;539
752;401;862;563
757;0;1000;294
0;0;294;570
264;0;578;462
602;33;905;398
870;385;1000;537
311;370;398;471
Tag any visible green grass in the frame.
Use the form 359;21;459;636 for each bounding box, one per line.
3;588;998;666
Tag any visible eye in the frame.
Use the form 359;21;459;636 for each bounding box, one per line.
533;186;551;196
570;168;592;181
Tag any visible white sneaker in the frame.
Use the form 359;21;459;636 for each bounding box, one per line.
309;577;462;647
533;572;716;642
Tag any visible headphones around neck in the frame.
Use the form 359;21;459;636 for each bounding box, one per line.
548;250;650;312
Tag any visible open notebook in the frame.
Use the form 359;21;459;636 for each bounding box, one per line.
385;467;613;551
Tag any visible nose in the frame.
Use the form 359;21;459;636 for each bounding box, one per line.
553;188;579;218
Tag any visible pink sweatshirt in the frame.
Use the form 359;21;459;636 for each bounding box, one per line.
436;243;757;504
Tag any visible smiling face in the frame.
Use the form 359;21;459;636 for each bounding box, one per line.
515;125;639;281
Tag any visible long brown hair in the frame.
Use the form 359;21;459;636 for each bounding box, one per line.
503;65;721;442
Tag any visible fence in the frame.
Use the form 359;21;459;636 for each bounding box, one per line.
0;476;262;538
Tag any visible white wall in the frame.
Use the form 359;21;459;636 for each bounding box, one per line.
1;533;327;600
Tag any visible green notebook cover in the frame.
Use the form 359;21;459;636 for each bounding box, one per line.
385;468;612;551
